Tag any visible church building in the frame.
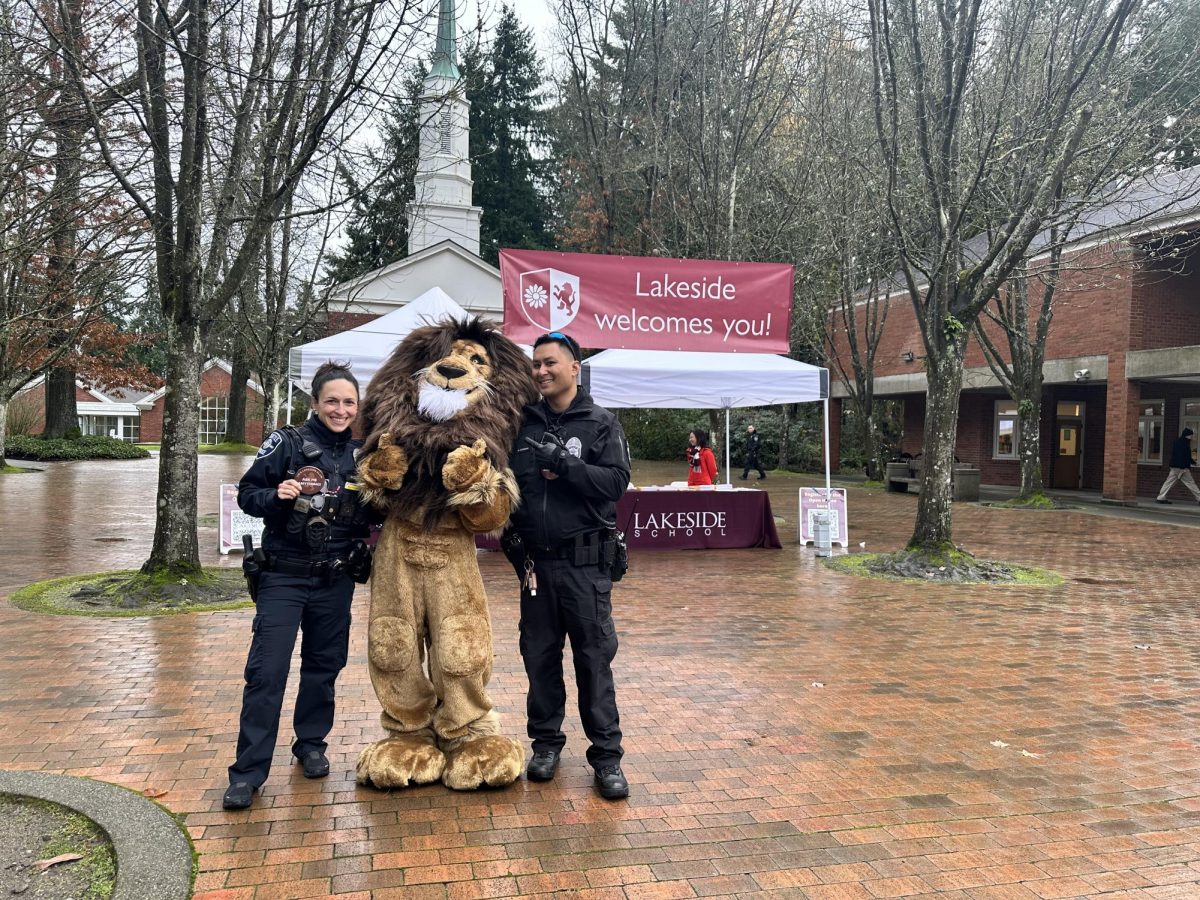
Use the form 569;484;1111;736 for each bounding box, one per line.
323;0;501;334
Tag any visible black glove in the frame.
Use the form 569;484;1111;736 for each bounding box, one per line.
525;434;571;476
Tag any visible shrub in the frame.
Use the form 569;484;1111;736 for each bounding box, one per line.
7;393;44;436
618;409;710;461
6;434;151;461
617;405;828;473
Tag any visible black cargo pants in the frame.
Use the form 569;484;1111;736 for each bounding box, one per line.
228;570;354;788
519;558;623;770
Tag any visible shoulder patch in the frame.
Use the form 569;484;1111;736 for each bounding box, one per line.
256;432;284;459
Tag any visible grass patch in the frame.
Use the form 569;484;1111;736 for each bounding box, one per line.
1;464;33;474
0;795;116;900
997;496;1076;510
861;479;885;490
824;550;1063;586
200;441;258;454
10;568;252;617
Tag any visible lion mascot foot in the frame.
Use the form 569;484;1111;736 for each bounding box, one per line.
441;734;526;790
356;733;446;789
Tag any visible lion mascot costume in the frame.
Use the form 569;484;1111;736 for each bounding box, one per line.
354;317;537;790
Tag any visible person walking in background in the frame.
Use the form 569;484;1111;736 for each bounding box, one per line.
686;429;718;486
741;424;766;480
1156;427;1200;504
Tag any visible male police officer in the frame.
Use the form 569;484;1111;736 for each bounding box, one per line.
508;331;631;800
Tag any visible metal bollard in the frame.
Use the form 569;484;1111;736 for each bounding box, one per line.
812;510;832;557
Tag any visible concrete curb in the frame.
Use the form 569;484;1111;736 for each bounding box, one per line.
0;771;192;900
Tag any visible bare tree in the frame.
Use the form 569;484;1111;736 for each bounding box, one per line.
0;0;145;465
865;0;1153;553
41;0;427;575
553;0;808;261
792;13;895;479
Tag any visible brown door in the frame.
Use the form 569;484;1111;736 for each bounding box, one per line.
1053;420;1083;489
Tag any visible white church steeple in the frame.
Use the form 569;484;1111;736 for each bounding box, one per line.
407;0;482;257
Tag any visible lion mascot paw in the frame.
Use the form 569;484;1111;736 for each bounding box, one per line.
354;317;537;791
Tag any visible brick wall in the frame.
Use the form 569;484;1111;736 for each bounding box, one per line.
140;365;266;443
827;245;1137;381
951;388;1107;490
325;311;377;335
1137;249;1200;351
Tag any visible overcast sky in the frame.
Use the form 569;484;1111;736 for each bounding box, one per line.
468;0;559;56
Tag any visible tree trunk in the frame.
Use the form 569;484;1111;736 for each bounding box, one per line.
43;0;85;441
1018;398;1044;498
261;374;279;435
910;353;965;552
43;367;78;437
0;399;8;468
141;322;203;576
855;396;887;480
225;348;251;444
777;404;792;470
707;409;721;464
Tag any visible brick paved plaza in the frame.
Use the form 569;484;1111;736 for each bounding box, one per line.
2;458;1200;898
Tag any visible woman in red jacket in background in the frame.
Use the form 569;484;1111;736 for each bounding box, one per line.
685;429;718;485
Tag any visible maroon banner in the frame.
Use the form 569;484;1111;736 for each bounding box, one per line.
500;248;793;353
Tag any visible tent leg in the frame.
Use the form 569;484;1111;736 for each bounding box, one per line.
823;398;831;495
725;407;731;485
286;379;294;429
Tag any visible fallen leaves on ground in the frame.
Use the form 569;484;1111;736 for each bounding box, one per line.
32;853;83;872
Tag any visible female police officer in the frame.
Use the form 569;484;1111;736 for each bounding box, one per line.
224;361;370;810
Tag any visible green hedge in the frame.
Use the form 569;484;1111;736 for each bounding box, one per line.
6;434;151;461
617;406;826;472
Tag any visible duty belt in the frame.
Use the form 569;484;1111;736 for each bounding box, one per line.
266;555;344;578
527;531;606;560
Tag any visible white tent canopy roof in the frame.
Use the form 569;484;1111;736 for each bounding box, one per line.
582;348;829;409
288;287;470;395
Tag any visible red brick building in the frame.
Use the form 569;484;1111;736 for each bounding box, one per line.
826;169;1200;502
15;360;267;444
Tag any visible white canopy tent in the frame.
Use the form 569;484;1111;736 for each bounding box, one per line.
288;287;471;395
582;348;832;487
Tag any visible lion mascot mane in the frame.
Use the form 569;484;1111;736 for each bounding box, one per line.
354;316;537;790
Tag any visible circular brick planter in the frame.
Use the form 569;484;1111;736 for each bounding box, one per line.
0;771;192;900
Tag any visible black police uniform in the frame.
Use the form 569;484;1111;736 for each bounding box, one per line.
509;389;631;771
230;415;366;789
742;430;766;479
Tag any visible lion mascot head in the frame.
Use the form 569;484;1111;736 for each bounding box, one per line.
359;316;537;524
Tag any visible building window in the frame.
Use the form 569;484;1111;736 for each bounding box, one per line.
124;417;140;443
199;396;228;445
994;400;1019;459
1138;400;1164;464
1181;399;1200;459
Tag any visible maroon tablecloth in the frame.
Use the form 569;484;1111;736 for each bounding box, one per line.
621;489;781;549
478;488;781;551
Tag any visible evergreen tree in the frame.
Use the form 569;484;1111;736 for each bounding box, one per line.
328;9;555;279
464;5;556;264
324;67;424;284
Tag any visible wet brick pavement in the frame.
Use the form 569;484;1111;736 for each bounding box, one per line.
2;456;1200;898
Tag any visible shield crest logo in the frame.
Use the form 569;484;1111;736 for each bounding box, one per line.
519;267;580;331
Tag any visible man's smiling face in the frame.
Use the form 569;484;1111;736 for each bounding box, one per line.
531;341;579;408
